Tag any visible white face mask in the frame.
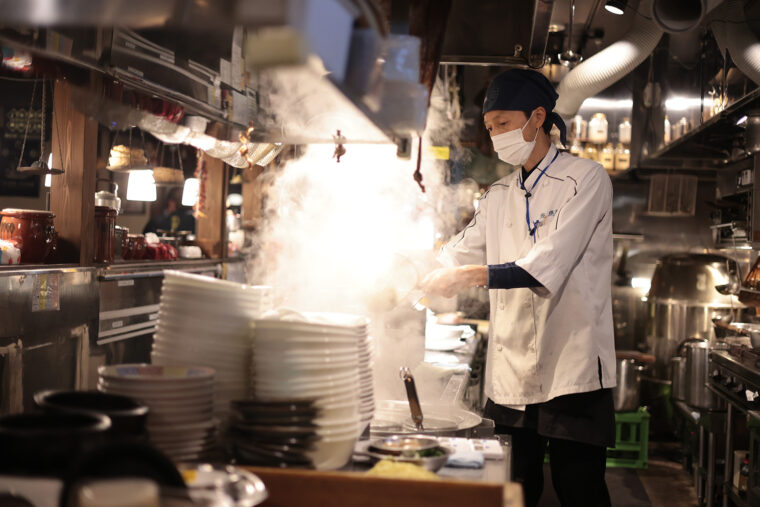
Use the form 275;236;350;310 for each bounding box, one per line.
491;113;539;166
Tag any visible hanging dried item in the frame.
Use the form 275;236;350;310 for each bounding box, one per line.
194;150;207;219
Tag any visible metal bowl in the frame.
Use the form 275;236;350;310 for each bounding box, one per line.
363;446;453;472
368;435;440;457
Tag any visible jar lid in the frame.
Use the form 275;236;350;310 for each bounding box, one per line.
1;208;55;218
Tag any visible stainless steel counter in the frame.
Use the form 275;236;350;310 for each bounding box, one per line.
0;258;244;415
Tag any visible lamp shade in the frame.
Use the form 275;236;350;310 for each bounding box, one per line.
126;170;157;202
182;178;200;207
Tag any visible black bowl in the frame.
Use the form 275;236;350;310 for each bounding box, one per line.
34;390;148;438
0;412;111;477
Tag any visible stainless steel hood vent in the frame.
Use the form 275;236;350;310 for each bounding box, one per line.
440;0;555;67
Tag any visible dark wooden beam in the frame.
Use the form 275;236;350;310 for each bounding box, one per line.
49;79;98;265
409;0;454;101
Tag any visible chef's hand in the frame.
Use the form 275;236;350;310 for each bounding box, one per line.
420;265;487;298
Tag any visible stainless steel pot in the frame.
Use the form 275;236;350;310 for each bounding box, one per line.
613;358;646;411
683;338;728;409
669;356;687;401
646;253;745;378
745;111;760;154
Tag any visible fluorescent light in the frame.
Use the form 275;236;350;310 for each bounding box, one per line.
227;193;243;207
44;153;52;187
605;0;626;15
579;97;633;111
126;170;157;202
631;277;651;292
182;178;200;206
737;115;748;125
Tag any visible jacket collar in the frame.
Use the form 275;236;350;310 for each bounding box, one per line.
519;144;558;190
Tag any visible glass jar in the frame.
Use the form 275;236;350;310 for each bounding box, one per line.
618;117;632;145
570;115;587;142
664;116;671;144
599;143;615;171
588;113;608;144
94;206;116;264
614;144;631;171
570;139;584;157
583;144;599;162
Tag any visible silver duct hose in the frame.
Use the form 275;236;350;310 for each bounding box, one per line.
555;0;663;119
711;0;760;86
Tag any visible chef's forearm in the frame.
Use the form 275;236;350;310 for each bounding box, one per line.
457;265;488;287
487;262;542;289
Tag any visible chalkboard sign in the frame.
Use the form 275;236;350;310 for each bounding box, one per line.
0;79;44;197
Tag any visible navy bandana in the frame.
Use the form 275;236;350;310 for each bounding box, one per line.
483;69;567;146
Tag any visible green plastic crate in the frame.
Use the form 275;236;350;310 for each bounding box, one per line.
606;407;650;469
544;407;650;469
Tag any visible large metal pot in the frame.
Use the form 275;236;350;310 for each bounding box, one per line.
94;178;121;214
613;358;646;411
669;356;687;402
646;253;745;378
683;338;728;410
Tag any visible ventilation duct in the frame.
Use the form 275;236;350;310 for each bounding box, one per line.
711;0;760;86
555;0;662;119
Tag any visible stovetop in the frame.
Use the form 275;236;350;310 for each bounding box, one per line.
710;347;760;406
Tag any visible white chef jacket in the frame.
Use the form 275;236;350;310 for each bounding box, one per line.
439;144;616;406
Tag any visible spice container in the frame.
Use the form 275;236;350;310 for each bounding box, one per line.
115;226;129;261
600;143;615;171
583;144;599;162
614;144;631;171
664;116;671;144
570;139;584;157
618;118;632;145
570;115;587;142
0;209;56;264
94;206;117;264
588;113;608;144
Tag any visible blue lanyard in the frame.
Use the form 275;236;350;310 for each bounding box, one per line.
518;150;560;243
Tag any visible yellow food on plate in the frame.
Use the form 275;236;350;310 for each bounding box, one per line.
365;459;440;480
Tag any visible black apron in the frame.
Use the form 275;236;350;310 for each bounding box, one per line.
484;388;616;447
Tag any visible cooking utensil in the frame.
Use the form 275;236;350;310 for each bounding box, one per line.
34;390;148;438
400;367;424;431
683;338;728;409
612;355;647;411
669;356;687;401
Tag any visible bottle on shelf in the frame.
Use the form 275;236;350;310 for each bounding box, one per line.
600;143;615;171
588;113;608;145
664;115;671;145
614;143;631;171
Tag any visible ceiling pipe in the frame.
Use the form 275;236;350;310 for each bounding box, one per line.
651;0;723;33
711;0;760;86
555;0;663;119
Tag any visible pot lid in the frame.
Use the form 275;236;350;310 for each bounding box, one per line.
1;208;55;217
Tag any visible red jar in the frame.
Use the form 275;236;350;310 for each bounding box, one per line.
129;235;147;260
94;206;117;264
0;209;56;264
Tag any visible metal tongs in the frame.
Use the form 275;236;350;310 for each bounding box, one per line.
400;366;424;431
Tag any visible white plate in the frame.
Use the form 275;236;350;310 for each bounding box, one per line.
98;377;215;393
424;338;467;351
99;364;215;383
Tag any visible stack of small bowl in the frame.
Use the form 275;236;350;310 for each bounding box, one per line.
246;311;371;470
151;270;272;420
98;364;217;462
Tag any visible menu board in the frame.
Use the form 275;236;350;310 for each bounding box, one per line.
0;79;43;197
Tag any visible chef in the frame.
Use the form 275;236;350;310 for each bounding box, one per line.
421;69;615;507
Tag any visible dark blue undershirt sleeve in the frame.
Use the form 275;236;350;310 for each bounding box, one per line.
487;262;542;289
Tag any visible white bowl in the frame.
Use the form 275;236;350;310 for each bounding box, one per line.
99;364;215;383
306;435;357;470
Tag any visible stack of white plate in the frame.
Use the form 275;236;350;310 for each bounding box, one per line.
251;311;371;470
98;364;217;462
151;270;273;419
358;334;374;429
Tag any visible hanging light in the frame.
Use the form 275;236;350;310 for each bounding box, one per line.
127;170;157;201
182;178;200;206
605;0;627;15
44;153;52;187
